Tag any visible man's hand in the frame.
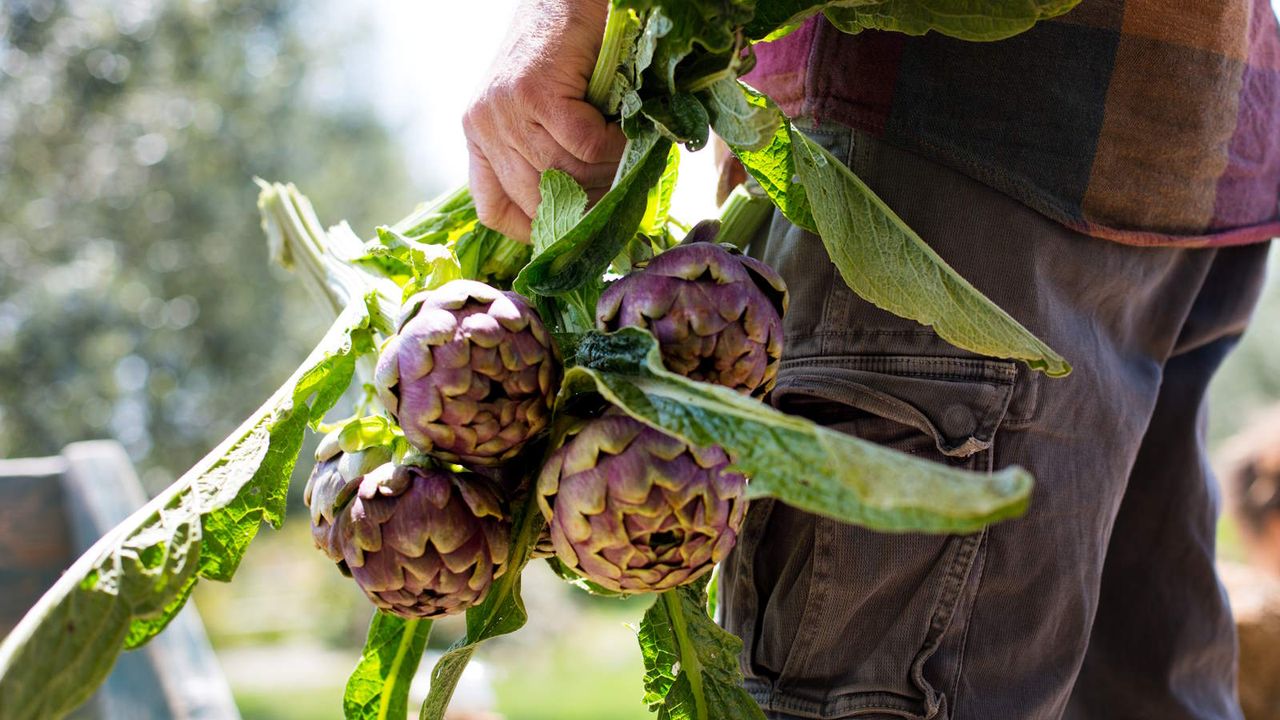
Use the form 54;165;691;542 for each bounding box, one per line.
464;0;626;242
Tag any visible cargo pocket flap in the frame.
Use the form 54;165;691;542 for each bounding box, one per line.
771;356;1018;458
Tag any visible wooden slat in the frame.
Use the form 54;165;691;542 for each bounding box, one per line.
0;459;72;568
0;442;241;719
0;457;74;638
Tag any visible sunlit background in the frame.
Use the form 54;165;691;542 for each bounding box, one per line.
2;2;1279;719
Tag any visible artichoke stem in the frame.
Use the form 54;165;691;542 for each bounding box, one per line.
389;184;473;236
257;180;400;330
715;183;773;251
663;588;708;720
585;4;631;114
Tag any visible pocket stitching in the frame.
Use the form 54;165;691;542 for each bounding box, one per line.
947;530;990;720
777;511;835;684
740;498;778;676
911;530;986;718
781;355;1018;382
761;357;1004;714
777;354;1039;427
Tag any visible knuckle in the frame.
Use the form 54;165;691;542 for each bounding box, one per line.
462;103;486;139
471;189;500;224
511;77;545;109
522;135;552;170
492;212;523;240
574;132;608;164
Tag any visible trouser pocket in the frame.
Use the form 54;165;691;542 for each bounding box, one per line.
730;356;1016;719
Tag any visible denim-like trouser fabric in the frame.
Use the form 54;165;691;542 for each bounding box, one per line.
721;122;1272;720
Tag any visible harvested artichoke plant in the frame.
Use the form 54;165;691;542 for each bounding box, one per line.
0;2;1065;715
597;222;789;397
537;410;748;593
375;279;560;466
306;434;511;619
304;217;788;617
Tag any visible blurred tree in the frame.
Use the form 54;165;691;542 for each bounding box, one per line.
0;0;420;491
1210;262;1280;447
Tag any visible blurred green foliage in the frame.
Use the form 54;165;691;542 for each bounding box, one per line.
0;0;419;489
1209;254;1280;447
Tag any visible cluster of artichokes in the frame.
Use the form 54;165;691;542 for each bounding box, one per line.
305;225;787;617
307;280;560;618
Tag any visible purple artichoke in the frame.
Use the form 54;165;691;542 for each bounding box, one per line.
596;228;788;397
536;410;748;594
307;441;510;618
304;431;391;542
375;279;560;467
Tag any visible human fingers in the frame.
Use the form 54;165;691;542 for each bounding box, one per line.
542;99;627;165
469;146;533;242
514;121;619;189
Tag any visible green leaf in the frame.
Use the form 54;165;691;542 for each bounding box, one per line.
639;577;764;720
615;1;754;92
642;92;711;150
531;170;589;254
744;1;834;39
638;142;681;238
743;0;1080;41
565;328;1033;533
702;78;781;152
705;567;720;619
369;185;528;290
409;244;463;292
515;130;673;298
338;415;401;454
788;125;1070;377
824;0;1081;41
0;303;372;720
344;613;432;720
356;240;416;287
359;220;465;297
418;497;546;720
728;94;816;233
545;556;629;598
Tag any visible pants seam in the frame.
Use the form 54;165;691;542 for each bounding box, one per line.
948;529;989;720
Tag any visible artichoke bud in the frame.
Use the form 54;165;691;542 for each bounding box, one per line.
596;230;789;397
536;410;748;594
311;458;512;619
304;429;392;529
375;279;561;467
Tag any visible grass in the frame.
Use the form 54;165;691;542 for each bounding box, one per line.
236;689;342;720
491;625;652;720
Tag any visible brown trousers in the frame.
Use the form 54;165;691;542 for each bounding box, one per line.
722;122;1272;720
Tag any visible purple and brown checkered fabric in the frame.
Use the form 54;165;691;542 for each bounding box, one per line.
747;1;1280;247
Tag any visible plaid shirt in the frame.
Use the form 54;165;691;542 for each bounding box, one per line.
746;1;1280;247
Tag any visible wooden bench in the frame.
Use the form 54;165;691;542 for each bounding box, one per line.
0;441;240;719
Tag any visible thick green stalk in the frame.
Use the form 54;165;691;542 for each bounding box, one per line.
379;619;425;719
418;495;545;719
391;184;474;235
716;184;774;250
257;180;400;330
663;589;708;720
586;5;631;112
